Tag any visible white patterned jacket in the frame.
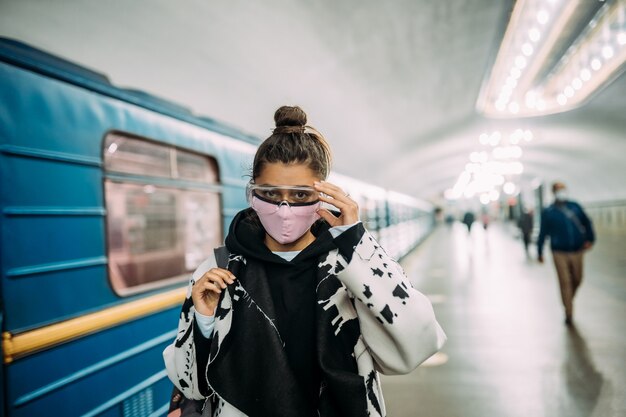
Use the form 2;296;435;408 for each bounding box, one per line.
164;227;446;417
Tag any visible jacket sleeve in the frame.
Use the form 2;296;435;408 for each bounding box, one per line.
163;255;217;400
334;223;446;375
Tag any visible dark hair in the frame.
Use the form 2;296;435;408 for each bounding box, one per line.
251;106;332;181
552;181;565;193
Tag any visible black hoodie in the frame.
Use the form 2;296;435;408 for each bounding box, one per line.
173;204;440;417
222;209;338;411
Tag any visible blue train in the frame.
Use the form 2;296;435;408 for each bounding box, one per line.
0;38;434;417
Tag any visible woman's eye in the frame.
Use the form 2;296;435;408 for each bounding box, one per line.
262;190;278;199
294;192;308;200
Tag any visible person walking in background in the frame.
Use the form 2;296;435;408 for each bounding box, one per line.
518;208;534;256
537;182;595;325
462;211;475;233
480;211;489;230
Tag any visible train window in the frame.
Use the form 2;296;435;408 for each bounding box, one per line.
104;135;172;178
103;133;221;296
177;150;218;183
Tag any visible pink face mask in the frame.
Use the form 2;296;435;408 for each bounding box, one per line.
251;196;321;245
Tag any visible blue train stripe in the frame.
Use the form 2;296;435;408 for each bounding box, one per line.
3;207;106;216
14;329;177;407
79;369;169;417
0;144;102;167
6;256;108;277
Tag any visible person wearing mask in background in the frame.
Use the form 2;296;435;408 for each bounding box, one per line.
537;182;595;325
163;106;446;417
518;208;534;257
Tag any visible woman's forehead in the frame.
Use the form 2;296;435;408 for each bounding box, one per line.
256;163;319;185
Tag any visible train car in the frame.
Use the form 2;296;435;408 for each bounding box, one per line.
0;38;434;417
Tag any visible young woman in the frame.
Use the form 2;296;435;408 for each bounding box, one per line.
164;106;446;417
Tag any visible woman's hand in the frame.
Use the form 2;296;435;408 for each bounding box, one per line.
191;268;236;316
314;180;359;227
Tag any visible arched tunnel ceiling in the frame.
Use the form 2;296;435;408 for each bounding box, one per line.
1;0;625;203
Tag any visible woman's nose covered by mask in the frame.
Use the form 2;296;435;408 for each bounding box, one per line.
252;197;321;244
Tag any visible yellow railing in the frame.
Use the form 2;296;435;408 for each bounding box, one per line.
2;287;186;363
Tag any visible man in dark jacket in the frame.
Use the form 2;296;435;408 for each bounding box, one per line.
537;182;595;325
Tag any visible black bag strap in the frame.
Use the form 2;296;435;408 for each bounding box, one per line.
213;246;230;269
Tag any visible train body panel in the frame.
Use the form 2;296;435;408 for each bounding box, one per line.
0;39;433;417
1;61;254;333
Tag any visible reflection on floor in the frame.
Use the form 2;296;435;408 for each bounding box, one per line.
382;221;625;417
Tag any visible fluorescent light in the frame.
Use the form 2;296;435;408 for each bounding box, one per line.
524;130;533;141
489;131;501;146
580;68;591;80
591;58;602;70
602;45;614;59
529;27;541;42
449;129;535;202
477;0;626;118
537;9;550;25
522;43;534;56
503;182;516;195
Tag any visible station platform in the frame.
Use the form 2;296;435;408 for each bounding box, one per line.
383;222;625;417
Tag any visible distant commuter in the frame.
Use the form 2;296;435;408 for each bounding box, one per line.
462;211;475;232
480;212;490;230
537;182;595;325
164;106;446;416
518;208;534;256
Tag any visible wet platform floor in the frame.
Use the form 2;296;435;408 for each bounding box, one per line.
383;222;626;417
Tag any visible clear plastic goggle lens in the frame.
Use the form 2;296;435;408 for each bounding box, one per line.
251;195;321;216
247;184;320;204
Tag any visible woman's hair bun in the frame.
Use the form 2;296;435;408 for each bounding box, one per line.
274;106;307;128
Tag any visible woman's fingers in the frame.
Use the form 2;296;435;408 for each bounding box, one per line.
191;268;236;316
316;207;341;227
194;268;236;292
314;181;351;204
206;268;236;287
314;180;359;225
200;279;223;294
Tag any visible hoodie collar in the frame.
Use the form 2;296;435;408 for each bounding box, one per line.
225;208;336;265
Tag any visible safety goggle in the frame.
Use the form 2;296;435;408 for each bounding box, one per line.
246;184;320;205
